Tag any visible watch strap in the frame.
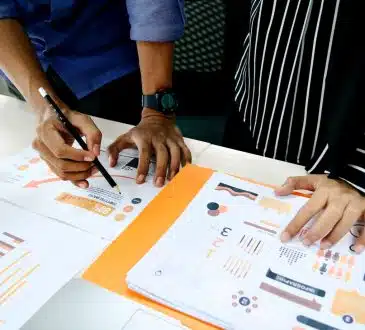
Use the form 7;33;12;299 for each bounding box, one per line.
142;94;159;110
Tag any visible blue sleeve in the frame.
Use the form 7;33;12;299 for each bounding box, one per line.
0;1;19;19
126;0;185;42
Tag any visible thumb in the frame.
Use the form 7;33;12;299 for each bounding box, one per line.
107;134;133;167
275;175;319;196
71;113;102;156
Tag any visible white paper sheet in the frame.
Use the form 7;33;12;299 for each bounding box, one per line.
127;172;365;330
21;278;189;330
0;146;160;240
0;201;107;330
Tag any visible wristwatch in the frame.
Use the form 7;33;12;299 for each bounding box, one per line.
142;88;178;115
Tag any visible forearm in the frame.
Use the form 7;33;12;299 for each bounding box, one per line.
137;41;173;94
0;19;58;118
137;41;174;118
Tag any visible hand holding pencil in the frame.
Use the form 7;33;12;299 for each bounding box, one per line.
33;88;120;192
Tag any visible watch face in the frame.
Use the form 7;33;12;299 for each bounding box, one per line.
160;93;177;112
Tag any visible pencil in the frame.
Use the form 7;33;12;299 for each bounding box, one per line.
38;87;121;194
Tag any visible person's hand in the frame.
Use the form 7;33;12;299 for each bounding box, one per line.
276;175;365;254
32;105;102;188
107;109;192;187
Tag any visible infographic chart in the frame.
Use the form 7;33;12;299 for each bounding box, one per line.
127;172;365;330
0;147;160;240
0;201;106;330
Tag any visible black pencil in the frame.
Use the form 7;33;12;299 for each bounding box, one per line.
38;87;121;194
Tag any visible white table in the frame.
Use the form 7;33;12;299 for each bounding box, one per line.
0;95;306;329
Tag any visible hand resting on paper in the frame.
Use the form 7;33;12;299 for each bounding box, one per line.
276;175;365;254
107;108;192;188
33;106;192;189
32;104;101;189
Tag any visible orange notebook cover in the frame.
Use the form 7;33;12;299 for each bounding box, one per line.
83;164;309;329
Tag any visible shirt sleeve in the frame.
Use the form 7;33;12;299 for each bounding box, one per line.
126;0;185;42
0;1;19;20
338;142;365;194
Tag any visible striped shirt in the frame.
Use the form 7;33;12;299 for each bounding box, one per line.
234;0;365;192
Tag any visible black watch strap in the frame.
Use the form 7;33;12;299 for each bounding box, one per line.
142;95;159;110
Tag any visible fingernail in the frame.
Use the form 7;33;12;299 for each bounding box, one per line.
354;244;365;254
280;231;291;243
109;155;114;167
320;241;332;250
84;156;94;162
91;167;99;175
137;174;145;184
77;181;88;189
275;185;287;195
169;171;176;180
93;144;101;156
156;177;165;187
302;239;312;247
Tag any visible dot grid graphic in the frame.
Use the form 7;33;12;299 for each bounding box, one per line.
174;0;226;72
278;246;307;266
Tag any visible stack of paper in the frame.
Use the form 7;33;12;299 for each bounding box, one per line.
0;201;107;330
0;145;160;240
22;279;190;330
127;172;365;329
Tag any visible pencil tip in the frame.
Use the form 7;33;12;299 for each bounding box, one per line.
114;185;122;195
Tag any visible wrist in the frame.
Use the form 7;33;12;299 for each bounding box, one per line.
141;107;176;123
35;94;70;123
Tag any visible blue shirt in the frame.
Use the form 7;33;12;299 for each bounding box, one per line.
0;0;184;98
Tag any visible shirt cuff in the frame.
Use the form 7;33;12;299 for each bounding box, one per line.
338;165;365;194
127;0;185;42
130;24;184;42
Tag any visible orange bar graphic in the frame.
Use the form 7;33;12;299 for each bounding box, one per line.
0;268;21;287
0;252;30;277
3;232;24;244
0;281;27;305
0;264;39;303
260;220;281;229
0;241;14;252
56;193;114;216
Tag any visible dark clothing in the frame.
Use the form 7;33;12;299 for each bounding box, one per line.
0;0;184;98
224;0;365;192
1;71;141;126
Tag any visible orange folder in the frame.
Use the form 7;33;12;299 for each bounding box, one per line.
83;164;309;329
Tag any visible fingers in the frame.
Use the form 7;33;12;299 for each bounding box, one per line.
275;175;323;196
135;140;152;184
71;113;102;156
280;191;328;243
47;161;98;188
354;219;365;254
178;140;192;167
37;124;94;162
301;199;348;247
34;139;96;183
166;139;181;180
35;141;94;172
107;135;133;167
320;200;363;250
153;139;169;187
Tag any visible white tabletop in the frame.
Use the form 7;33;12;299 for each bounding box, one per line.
0;95;306;329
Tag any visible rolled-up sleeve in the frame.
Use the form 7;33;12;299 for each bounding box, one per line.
126;0;185;42
0;1;19;19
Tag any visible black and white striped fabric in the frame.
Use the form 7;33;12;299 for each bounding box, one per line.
234;0;365;192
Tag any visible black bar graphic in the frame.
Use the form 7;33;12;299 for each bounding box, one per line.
266;269;326;297
297;315;340;330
